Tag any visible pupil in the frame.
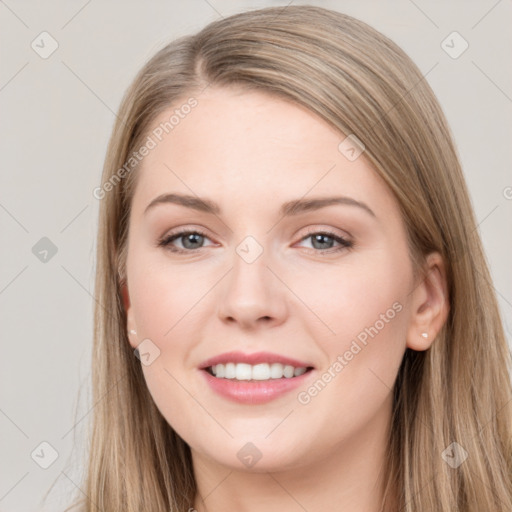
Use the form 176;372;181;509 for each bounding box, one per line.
312;234;333;249
184;233;203;249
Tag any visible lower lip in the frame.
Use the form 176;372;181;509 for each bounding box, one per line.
200;368;314;404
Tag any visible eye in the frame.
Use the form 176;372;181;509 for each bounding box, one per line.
296;229;353;253
157;228;353;255
157;228;215;253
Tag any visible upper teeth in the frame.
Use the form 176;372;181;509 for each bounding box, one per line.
210;363;308;380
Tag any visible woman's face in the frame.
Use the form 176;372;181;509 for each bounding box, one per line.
123;86;419;472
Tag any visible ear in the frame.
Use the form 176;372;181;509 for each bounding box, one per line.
406;252;450;351
121;282;138;349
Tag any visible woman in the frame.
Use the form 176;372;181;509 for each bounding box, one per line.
71;5;512;511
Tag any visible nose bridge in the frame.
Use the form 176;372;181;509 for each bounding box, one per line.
217;235;287;327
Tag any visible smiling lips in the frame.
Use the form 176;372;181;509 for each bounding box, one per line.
199;351;315;404
209;362;308;380
200;350;313;380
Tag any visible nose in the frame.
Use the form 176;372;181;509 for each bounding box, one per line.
217;248;288;330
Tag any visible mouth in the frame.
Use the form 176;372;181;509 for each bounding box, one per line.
198;351;316;404
204;362;314;381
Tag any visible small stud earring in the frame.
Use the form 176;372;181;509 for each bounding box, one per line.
129;329;137;335
421;332;428;339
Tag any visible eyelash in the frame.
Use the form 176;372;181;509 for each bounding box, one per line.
157;227;354;255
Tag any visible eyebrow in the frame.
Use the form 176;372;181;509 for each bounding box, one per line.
143;193;376;218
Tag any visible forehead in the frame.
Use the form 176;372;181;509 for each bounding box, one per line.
130;86;397;219
148;86;346;165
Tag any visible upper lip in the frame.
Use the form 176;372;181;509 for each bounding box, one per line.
199;351;314;369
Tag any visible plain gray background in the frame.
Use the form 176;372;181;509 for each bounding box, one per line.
1;1;511;510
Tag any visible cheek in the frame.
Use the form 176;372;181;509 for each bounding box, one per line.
139;359;210;445
129;253;217;343
296;252;411;400
291;271;409;441
128;257;212;437
291;252;411;343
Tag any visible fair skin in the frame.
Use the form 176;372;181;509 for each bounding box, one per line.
122;86;449;512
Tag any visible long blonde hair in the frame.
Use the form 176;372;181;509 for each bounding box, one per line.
68;5;512;511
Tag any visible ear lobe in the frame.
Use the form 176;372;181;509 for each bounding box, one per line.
121;283;138;349
406;252;450;351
